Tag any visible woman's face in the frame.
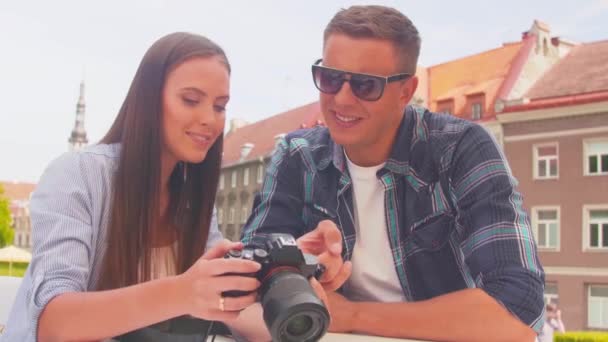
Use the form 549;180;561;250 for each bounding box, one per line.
161;55;229;167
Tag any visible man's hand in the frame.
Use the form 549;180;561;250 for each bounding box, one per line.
326;291;356;333
297;220;352;291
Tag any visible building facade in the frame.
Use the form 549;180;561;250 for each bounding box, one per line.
499;39;608;330
217;102;323;240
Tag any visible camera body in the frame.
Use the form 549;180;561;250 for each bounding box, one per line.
224;233;324;296
224;233;329;342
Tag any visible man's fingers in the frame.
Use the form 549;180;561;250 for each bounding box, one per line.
297;220;343;256
317;220;343;256
317;252;343;283
296;240;326;255
321;261;352;292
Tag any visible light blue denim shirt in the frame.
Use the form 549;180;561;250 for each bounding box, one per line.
1;143;223;341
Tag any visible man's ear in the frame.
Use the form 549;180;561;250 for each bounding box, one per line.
400;76;419;107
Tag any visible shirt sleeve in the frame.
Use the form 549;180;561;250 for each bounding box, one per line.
449;124;545;333
205;207;224;251
26;151;95;339
240;136;306;244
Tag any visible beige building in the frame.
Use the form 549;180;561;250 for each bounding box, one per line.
217;102;323;240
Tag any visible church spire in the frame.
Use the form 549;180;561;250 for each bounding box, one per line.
68;80;88;151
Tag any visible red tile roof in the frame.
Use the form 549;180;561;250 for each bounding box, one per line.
526;40;608;100
503;91;608;112
428;39;527;119
502;40;608;112
222;102;323;166
0;182;36;202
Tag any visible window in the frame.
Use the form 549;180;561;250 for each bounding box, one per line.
226;226;236;241
471;103;482;120
243;168;249;186
534;143;558;179
257;164;264;184
587;208;608;250
17;234;22;247
532;207;560;250
436;99;454;115
585;139;608;175
231;170;237;188
217;208;223;225
588;285;608;329
219;174;224;190
544;283;559;305
228;207;235;224
241;206;249;224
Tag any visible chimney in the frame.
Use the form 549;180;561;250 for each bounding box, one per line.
240;143;254;161
228;118;248;134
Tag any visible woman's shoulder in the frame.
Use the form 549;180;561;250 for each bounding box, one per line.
77;143;121;165
36;144;121;194
47;143;121;173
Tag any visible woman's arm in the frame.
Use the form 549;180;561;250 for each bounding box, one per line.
39;240;262;342
38;276;183;342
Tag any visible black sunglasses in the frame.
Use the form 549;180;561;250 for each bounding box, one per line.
311;59;412;101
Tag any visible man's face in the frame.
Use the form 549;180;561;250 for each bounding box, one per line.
319;34;417;165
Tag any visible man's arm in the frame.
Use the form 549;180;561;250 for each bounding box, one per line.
449;124;545;335
241;136;306;242
327;124;543;341
329;288;536;342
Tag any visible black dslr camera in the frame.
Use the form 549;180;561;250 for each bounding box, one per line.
224;233;330;342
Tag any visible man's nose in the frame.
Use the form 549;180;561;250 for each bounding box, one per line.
333;78;358;105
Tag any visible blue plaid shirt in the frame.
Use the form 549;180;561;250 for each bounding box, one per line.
242;106;545;332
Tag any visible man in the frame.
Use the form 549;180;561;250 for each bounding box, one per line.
243;5;544;341
537;303;565;342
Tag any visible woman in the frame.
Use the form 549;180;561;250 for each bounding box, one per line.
3;32;270;341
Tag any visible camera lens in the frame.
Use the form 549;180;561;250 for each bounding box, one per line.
260;271;329;342
285;315;313;337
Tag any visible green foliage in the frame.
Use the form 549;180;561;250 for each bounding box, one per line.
0;262;28;277
0;185;14;248
555;332;608;342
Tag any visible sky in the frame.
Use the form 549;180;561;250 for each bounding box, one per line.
1;0;607;183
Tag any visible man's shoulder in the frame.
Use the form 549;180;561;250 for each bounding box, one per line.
419;108;475;140
413;107;494;153
284;126;331;149
282;126;333;165
404;107;496;177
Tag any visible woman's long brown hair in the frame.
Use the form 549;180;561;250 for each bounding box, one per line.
97;32;230;290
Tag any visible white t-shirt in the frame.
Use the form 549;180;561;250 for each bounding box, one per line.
342;154;406;302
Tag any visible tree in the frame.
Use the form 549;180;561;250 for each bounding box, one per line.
0;184;14;247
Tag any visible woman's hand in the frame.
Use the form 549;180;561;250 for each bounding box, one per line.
177;239;262;322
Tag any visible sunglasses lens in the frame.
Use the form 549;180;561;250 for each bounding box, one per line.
314;67;344;94
350;76;383;101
